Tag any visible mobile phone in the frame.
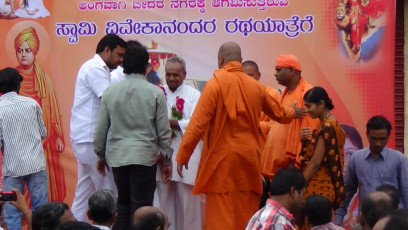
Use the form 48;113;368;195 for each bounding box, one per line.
0;191;17;201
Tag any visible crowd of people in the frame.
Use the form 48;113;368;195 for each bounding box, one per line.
0;33;407;230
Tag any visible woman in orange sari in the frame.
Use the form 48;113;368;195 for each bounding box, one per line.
299;86;345;215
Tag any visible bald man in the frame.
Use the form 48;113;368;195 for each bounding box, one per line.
242;60;262;81
359;191;393;230
261;54;319;180
132;206;170;230
175;42;306;229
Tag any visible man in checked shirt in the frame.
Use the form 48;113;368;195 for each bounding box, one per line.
0;67;48;230
246;169;307;230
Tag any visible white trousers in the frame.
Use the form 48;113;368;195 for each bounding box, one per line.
71;142;117;222
154;181;205;230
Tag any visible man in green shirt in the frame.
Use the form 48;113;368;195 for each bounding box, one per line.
94;40;173;230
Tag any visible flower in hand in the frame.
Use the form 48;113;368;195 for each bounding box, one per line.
171;96;185;137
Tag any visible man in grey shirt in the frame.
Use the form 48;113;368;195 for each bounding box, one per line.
94;40;173;230
334;115;408;226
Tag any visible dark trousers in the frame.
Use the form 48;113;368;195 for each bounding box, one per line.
112;164;157;230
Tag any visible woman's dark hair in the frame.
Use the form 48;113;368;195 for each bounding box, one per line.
123;41;149;75
303;86;334;110
0;67;23;94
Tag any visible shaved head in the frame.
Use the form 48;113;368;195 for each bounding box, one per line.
242;61;259;71
218;42;242;68
242;60;261;81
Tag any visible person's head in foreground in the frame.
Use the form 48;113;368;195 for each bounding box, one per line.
305;194;333;228
87;189;117;227
376;184;400;210
360;191;393;230
268;168;308;215
373;209;408;230
131;206;170;230
56;221;99;230
0;67;23;94
32;202;76;230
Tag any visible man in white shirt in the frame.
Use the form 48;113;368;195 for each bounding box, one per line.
70;34;126;222
110;65;125;84
154;57;204;230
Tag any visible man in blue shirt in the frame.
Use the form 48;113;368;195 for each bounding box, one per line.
334;115;408;225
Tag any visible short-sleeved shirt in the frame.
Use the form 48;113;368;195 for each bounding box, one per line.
246;199;296;230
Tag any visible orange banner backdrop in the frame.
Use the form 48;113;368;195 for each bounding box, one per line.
0;0;395;225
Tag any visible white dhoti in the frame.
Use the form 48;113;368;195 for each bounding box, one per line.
155;181;205;230
153;84;204;229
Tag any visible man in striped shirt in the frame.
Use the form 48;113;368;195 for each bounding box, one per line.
0;67;48;230
246;169;307;230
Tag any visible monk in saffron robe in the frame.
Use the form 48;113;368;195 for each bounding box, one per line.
242;60;280;150
14;27;66;201
176;42;306;230
261;54;320;180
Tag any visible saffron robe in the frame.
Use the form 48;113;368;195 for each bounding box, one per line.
176;61;295;195
176;61;295;229
261;78;319;179
259;85;280;150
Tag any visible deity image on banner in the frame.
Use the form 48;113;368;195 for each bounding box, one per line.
340;124;363;229
0;0;15;19
11;25;66;202
0;0;50;19
334;0;386;62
